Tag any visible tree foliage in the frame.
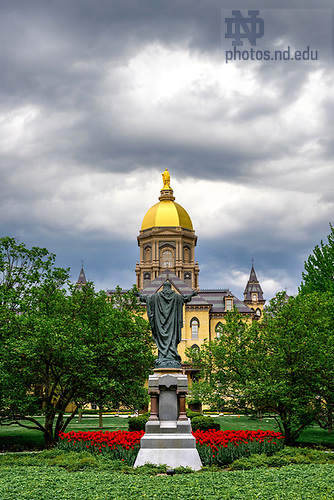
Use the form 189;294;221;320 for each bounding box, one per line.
300;223;334;295
188;293;334;445
0;238;155;445
0;236;69;312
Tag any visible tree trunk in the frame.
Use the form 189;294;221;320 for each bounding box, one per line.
328;408;333;434
44;418;55;447
282;424;292;446
54;411;66;443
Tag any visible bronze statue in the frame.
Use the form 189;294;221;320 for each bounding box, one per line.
136;281;197;368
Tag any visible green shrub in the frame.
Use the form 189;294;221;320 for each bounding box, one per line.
128;413;150;431
229;446;334;470
0;450;105;471
126;463;168;475
186;409;202;420
191;416;220;432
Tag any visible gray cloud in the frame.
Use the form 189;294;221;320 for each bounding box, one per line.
0;0;333;303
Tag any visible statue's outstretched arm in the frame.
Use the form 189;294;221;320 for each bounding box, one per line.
183;290;198;303
135;291;148;303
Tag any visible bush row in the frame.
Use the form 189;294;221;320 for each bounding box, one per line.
4;446;334;473
127;412;220;432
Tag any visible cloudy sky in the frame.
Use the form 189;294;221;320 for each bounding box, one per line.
1;0;333;301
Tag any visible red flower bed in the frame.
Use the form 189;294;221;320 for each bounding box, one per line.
58;430;144;465
193;429;284;449
57;428;284;468
192;429;285;466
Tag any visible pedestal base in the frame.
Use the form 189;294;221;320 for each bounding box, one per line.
134;418;202;470
134;448;202;470
134;370;202;470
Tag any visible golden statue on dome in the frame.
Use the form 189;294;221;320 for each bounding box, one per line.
162;168;171;190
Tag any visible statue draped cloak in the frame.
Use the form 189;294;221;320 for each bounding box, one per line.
138;287;196;368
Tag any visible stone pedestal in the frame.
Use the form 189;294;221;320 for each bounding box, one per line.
134;369;202;470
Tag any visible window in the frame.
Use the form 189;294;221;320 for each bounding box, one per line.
215;322;223;338
161;249;173;268
190;344;200;368
252;292;258;302
144;246;151;262
191;318;199;340
225;299;233;311
184;246;190;263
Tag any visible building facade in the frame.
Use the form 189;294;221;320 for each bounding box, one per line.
134;170;265;379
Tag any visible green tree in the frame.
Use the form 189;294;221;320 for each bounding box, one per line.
0;236;71;436
76;284;154;429
300;223;334;295
188;293;334;445
0;239;155;445
1;283;155;445
0;236;69;312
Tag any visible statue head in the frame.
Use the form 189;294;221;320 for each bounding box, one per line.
162;281;174;296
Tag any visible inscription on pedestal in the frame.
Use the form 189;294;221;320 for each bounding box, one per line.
159;390;177;421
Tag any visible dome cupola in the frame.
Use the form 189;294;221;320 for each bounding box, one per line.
136;170;199;291
141;169;193;231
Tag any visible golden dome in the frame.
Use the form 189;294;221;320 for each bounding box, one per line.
141;171;193;231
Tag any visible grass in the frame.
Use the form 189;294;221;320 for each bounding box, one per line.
214;415;334;448
1;413;334;451
296;424;334;447
2;418;334;499
1;463;334;499
0;415;129;451
215;415;278;432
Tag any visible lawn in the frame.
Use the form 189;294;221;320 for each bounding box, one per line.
1;464;334;500
2;415;334;499
0;415;129;451
215;415;334;448
1;414;334;451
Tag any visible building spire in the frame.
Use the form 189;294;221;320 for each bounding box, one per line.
77;264;87;289
244;263;265;304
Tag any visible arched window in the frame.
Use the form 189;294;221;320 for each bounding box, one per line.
190;344;200;381
190;318;199;340
255;308;261;318
183;246;190;263
161;249;174;268
144;246;151;262
215;322;223;338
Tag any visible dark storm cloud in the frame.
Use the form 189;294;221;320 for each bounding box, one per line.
0;0;333;301
0;0;331;182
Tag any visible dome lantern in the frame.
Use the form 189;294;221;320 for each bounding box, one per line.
141;170;193;231
136;170;199;291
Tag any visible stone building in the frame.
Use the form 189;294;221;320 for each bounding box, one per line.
132;170;265;379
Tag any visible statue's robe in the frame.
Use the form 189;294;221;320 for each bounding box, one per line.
140;289;194;368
